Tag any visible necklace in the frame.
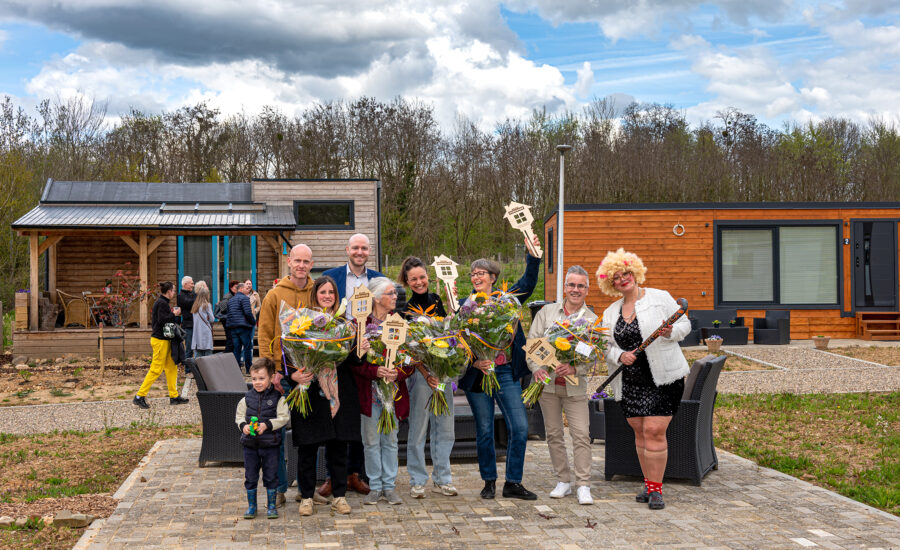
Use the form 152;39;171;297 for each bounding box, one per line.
614;288;642;336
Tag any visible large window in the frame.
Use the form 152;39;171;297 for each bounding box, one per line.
178;236;256;301
294;200;354;229
718;224;839;306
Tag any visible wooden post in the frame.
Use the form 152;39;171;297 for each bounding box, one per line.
139;232;148;328
99;323;105;377
48;240;58;303
29;232;39;331
0;301;4;351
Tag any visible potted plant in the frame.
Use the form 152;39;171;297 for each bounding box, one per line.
813;335;830;350
705;334;723;353
729;319;737;327
588;390;610;442
712;319;721;328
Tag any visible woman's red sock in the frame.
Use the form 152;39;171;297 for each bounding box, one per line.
646;480;662;494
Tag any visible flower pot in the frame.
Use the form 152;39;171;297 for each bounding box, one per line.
706;339;722;353
813;337;829;350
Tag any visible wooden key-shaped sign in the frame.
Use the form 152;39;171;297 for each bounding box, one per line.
350;285;373;357
380;313;409;371
524;337;557;384
503;201;543;258
431;254;460;313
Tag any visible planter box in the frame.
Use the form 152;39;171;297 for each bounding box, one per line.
589;399;605;442
702;326;749;345
813;337;830;350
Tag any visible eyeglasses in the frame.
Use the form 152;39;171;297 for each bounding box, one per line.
470;270;490;278
611;272;633;284
565;283;588;290
382;290;397;297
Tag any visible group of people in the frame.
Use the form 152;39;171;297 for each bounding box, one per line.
136;230;691;517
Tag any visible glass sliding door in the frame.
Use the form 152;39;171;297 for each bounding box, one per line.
178;236;257;302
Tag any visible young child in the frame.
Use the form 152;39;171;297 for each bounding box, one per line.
235;357;290;519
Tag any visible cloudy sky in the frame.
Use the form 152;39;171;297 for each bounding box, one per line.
0;0;897;129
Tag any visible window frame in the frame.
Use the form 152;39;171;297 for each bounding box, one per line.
293;200;355;230
714;220;843;309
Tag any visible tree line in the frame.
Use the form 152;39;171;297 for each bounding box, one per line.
1;94;899;306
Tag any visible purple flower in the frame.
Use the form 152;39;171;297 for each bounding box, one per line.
451;382;458;392
447;337;458;348
366;323;379;333
313;314;328;328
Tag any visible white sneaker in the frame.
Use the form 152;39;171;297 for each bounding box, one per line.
577;485;593;505
432;482;458;496
549;482;571;499
410;485;426;498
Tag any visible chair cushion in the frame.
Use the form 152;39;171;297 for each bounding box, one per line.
681;355;711;400
196;353;246;392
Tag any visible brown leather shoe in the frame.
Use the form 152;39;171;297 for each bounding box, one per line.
347;473;370;495
316;477;333;498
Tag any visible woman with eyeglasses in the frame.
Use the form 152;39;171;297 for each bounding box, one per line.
596;249;691;510
460;235;542;500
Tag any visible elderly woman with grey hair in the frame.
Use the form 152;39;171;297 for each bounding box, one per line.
459;236;542;500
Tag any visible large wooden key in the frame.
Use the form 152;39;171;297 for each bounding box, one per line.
503;201;543;258
431;254;460;313
380;313;409;371
524;337;557;384
350;285;373;357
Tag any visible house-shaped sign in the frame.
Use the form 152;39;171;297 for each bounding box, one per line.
524;336;578;385
380;313;409;370
503;201;543;258
431;254;460;313
350;285;374;357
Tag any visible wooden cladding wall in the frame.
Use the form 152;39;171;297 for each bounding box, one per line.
56;235;158;295
252;180;380;269
544;206;900;340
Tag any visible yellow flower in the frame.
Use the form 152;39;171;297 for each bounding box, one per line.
474;292;489;304
554;337;571;351
290;316;312;336
433;340;449;348
505;324;515;334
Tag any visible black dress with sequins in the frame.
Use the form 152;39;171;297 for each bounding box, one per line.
613;314;684;418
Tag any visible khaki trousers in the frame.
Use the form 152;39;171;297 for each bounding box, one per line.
538;390;592;485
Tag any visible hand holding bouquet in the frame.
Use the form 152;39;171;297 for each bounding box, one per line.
455;289;522;396
364;324;412;434
279;303;355;416
405;311;470;416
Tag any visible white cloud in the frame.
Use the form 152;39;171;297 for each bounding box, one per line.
574;61;594;97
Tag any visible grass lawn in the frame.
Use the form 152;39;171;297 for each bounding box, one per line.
825;345;900;366
715;391;900;516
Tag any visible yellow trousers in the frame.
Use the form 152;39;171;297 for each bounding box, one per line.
137;337;179;398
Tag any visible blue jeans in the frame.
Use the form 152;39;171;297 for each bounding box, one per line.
464;364;529;483
277;376;292;493
193;349;212;357
360;401;399;492
231;326;253;372
183;328;193;360
406;370;455;487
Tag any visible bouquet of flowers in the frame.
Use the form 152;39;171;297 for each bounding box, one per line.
364;323;413;434
404;309;470;416
279;302;355;416
454;289;522;396
521;313;607;407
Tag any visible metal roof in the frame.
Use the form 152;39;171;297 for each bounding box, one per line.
42;180;252;203
12;204;296;230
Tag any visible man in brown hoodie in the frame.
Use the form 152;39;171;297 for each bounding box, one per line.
258;244;315;372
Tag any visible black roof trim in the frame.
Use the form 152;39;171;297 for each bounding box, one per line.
13;224;294;231
543;201;900;222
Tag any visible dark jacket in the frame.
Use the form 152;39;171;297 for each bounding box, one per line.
288;355;362;446
214;291;234;322
457;253;541;392
240;385;283;448
321;265;386;300
352;315;414;419
151;296;177;340
177;290;197;329
226;292;255;329
401;291;447;319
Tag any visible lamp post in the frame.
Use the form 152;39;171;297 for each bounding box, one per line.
555;144;572;303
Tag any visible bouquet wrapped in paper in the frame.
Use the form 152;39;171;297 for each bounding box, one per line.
521;312;608;407
454;289;522;396
279;302;355;417
404;309;471;416
364;323;413;434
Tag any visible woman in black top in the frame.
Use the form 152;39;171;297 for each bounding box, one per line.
397;256;458;498
134;281;189;408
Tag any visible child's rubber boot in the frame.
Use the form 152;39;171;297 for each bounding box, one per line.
266;489;279;519
244;489;257;519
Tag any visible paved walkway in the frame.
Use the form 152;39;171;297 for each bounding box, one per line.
75;437;900;550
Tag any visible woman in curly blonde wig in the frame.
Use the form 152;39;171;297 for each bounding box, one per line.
597;249;690;511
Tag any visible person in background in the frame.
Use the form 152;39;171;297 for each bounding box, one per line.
216;280;241;355
396;256;457;499
236;357;290;520
228;282;256;373
133;281;189;408
190;281;214;358
245;278;261;361
319;233;384;497
527;265;596;505
598;248;691;511
177;276;196;362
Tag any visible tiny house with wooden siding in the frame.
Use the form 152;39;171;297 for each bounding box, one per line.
543;202;900;341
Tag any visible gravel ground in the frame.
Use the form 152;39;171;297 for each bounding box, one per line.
2;344;899;435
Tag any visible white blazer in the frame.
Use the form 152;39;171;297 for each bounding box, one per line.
601;287;691;401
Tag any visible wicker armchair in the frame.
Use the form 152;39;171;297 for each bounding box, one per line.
57;290;90;327
193;353;250;467
603;354;726;486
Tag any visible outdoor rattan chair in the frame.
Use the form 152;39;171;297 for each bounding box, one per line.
57;289;90;327
194;353;250;467
603;354;726;486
